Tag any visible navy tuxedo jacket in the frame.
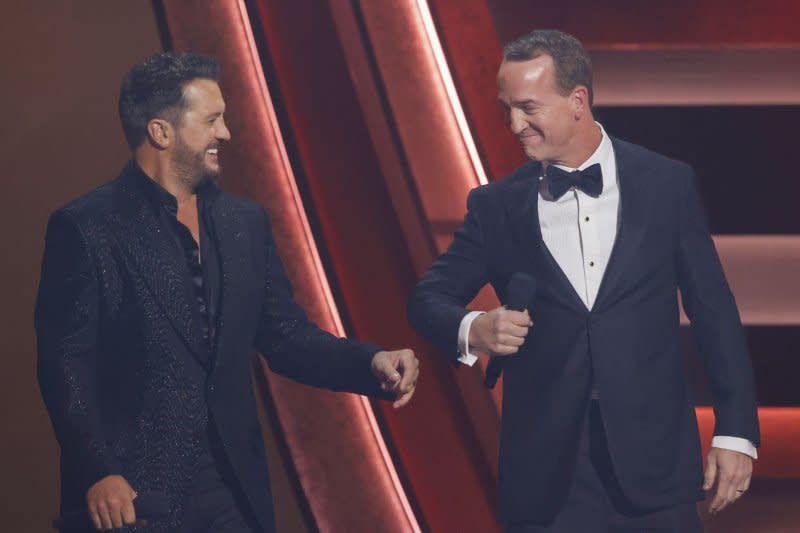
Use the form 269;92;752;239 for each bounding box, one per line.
408;137;760;523
36;163;384;532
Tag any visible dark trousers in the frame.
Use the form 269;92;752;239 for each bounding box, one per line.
506;402;703;533
180;427;261;533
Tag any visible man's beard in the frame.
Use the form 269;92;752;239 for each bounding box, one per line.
171;134;220;189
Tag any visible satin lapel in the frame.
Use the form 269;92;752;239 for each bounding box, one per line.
504;164;586;312
107;171;209;368
592;138;648;312
206;196;250;377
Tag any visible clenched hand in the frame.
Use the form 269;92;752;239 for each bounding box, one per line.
469;307;532;357
86;474;139;530
371;349;419;408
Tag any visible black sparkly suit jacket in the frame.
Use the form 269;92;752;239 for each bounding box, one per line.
35;162;384;532
407;138;760;523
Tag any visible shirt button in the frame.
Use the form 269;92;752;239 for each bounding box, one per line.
585;216;590;222
589;261;595;267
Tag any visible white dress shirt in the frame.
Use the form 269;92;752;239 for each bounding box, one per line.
457;124;756;459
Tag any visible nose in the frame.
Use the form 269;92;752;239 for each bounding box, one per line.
507;109;527;135
217;117;232;141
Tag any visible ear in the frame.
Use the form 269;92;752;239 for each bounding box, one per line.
146;119;173;150
571;85;591;119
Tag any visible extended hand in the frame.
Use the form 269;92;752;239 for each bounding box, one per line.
371;349;419;408
86;474;140;530
703;447;753;514
469;307;532;357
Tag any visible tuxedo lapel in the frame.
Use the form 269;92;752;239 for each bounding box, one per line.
505;170;540;269
108;168;210;369
503;163;586;312
592;138;649;312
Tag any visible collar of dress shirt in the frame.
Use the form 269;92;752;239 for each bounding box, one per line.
551;122;611;172
542;123;615;202
128;159;221;219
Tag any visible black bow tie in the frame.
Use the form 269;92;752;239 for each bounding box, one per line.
545;163;603;200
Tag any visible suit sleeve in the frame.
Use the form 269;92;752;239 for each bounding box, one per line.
35;210;122;488
407;188;491;362
253;208;388;398
676;167;760;446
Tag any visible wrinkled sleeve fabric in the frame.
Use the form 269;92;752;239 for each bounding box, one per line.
35;210;122;488
676;167;760;447
408;188;491;363
253;208;387;398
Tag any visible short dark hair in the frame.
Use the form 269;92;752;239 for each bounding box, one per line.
503;29;593;106
118;52;220;149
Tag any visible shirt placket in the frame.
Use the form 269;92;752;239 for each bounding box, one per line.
573;189;592;307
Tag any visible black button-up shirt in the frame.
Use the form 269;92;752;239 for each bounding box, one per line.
130;162;222;353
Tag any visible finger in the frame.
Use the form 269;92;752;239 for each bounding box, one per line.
708;488;727;514
489;344;520;357
96;502;113;530
703;453;718;491
396;357;417;393
498;322;529;338
375;358;401;385
712;474;734;513
505;310;533;327
731;472;749;501
726;479;741;506
523;309;533;326
110;500;125;529
393;387;415;408
713;496;731;514
89;508;102;531
497;333;525;347
729;464;749;502
122;497;137;525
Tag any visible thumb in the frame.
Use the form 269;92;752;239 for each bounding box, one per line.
523;309;533;326
703;451;718;490
375;355;401;383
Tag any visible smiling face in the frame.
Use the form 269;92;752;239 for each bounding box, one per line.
169;79;231;187
497;54;588;165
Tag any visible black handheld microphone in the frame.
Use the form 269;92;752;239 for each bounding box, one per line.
484;272;536;388
53;492;169;530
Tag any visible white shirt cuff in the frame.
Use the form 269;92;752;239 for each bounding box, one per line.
456;311;485;366
711;436;758;459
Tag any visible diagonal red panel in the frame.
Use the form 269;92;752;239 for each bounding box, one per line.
428;0;526;180
158;1;419;531
349;0;505;500
248;0;504;530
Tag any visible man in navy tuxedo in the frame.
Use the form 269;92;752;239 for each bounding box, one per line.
408;30;759;532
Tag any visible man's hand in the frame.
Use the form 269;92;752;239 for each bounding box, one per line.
703;447;753;514
371;349;419;408
86;475;138;530
469;307;532;357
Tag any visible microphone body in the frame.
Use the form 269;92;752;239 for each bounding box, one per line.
53;492;169;530
484;272;537;388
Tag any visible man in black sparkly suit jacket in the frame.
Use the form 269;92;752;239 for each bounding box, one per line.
35;53;419;533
